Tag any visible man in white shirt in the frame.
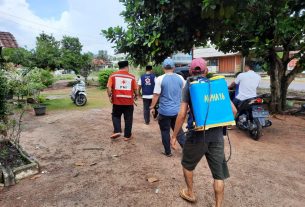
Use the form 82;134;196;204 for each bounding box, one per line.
229;61;261;107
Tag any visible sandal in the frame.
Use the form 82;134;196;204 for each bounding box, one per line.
123;135;133;141
179;188;196;203
110;133;121;139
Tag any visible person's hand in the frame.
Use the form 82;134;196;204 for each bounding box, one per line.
108;96;112;103
171;136;178;150
150;108;155;116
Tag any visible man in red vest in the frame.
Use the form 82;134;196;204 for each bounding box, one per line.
107;61;138;141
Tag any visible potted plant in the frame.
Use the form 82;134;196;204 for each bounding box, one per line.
24;68;54;116
32;94;47;116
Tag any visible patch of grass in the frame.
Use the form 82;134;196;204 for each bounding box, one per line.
42;87;111;111
54;74;76;81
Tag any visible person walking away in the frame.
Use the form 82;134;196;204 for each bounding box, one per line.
171;58;237;206
107;60;138;141
138;65;156;125
149;57;186;157
229;61;261;108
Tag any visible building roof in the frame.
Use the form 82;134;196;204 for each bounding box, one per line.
0;32;19;48
193;47;239;58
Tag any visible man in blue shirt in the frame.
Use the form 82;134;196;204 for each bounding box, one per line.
138;65;156;125
150;58;186;157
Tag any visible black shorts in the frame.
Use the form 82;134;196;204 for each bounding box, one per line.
181;131;230;180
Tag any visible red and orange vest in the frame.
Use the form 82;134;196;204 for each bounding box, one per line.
108;70;137;105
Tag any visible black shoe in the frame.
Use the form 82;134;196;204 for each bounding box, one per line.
162;152;172;157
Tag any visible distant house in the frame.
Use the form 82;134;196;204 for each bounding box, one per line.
0;32;19;48
193;47;242;73
0;32;19;64
92;58;105;67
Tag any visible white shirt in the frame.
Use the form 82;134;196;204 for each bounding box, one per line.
138;76;156;99
235;70;261;101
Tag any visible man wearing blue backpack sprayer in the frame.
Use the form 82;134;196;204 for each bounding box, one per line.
138;65;156;125
171;58;237;206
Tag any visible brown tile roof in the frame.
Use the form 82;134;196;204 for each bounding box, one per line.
0;32;19;48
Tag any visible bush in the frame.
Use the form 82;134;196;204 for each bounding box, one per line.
40;70;54;87
0;70;9;118
98;69;116;89
138;65;164;78
152;65;164;77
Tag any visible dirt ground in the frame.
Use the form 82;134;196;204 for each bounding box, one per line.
1;101;305;207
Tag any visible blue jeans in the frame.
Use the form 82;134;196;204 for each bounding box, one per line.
158;114;186;155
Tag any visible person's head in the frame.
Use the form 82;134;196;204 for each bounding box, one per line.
189;58;208;76
118;60;129;71
75;75;81;82
162;57;175;71
146;65;153;72
244;61;253;72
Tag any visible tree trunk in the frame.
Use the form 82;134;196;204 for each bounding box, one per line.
269;51;286;113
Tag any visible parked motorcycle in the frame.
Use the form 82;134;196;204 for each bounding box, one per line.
71;77;87;106
234;94;272;140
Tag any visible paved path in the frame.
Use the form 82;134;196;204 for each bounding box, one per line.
226;78;305;91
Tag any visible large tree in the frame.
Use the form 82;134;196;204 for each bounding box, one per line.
96;50;109;61
60;36;83;73
103;0;305;112
34;33;61;70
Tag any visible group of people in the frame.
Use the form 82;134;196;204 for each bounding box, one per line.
106;58;260;207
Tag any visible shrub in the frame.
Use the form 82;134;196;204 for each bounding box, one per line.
98;69;116;89
40;69;54;87
0;70;9;118
138;65;164;78
152;65;164;77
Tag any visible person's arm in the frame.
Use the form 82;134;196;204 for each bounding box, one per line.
149;93;160;116
150;93;160;109
107;77;113;103
138;85;142;98
228;81;236;90
150;76;161;112
171;102;188;150
137;78;142;98
132;78;138;101
231;100;237;116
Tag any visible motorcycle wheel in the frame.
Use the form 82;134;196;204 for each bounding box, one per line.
75;94;87;106
249;118;262;140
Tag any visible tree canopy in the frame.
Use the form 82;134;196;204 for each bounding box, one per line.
60;36;84;73
103;0;305;112
34;33;61;70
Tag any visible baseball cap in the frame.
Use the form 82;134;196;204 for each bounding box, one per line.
162;58;175;69
189;58;208;75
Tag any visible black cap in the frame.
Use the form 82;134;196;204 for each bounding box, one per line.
118;60;129;69
146;65;152;71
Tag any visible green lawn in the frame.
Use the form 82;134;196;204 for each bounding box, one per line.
42;87;111;111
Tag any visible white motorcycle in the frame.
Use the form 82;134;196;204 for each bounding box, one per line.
71;76;87;106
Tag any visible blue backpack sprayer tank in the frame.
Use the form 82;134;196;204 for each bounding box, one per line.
189;75;235;161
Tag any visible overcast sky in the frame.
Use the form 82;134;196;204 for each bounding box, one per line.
0;0;126;55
